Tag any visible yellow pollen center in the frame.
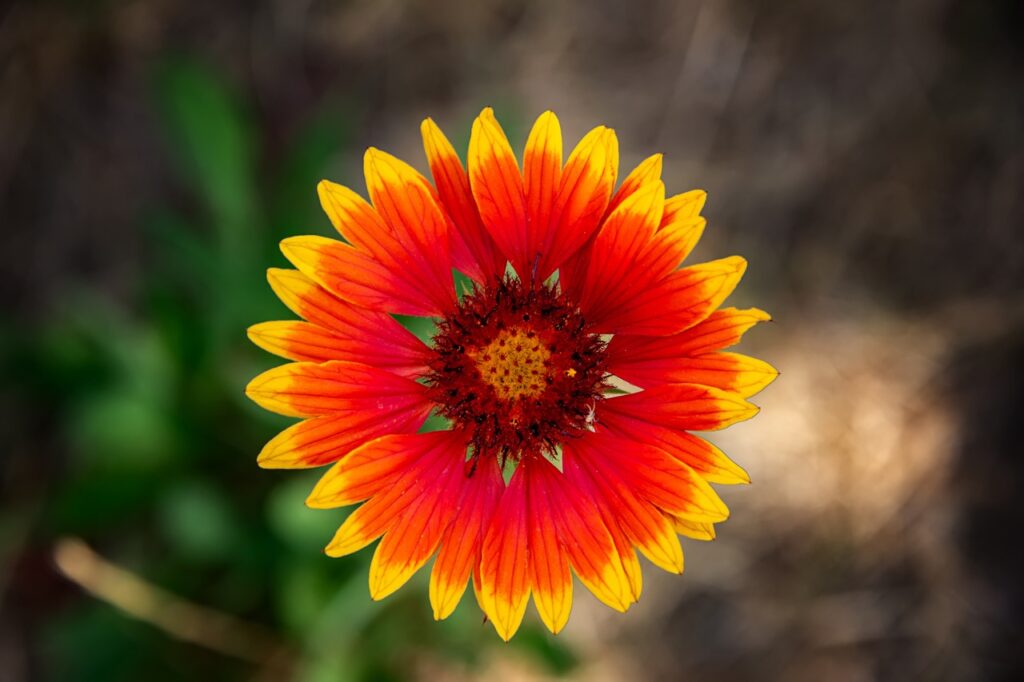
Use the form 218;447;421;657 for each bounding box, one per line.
470;328;552;402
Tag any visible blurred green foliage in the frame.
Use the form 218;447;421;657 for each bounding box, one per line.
2;58;575;680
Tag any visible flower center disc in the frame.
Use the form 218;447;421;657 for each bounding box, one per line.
427;277;608;463
469;328;552;401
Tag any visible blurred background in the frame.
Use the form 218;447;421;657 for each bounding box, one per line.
2;0;1022;680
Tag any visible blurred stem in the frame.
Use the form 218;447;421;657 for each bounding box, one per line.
53;537;292;671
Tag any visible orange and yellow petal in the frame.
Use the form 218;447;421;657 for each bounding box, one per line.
649;213;706;271
316;178;392;254
566;183;710;319
569;180;666;318
323;486;409;558
674;306;773;355
368;433;467;599
317;150;457;315
362;149;457;311
599;408;750;485
305;432;445;507
608;307;771;374
312;180;454;317
430;456;503;620
583;434;729;523
602;382;759;433
556;449;643;601
525;459;573;634
523;111;564;277
246;361;433;470
279;236;435;318
567;448;683;574
477;455;643;638
541;126;619;278
609;350;778;397
257;405;431;470
322;432;459;558
607;154;663;217
661;189;707;224
248;320;354;364
539;458;635;613
421;118;506;282
591;255;748;335
478;462;532;641
600;508;643;602
263;268;430;377
672;517;717;541
468;107;529;280
245;360;431;419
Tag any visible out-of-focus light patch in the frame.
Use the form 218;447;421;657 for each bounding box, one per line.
723;312;953;537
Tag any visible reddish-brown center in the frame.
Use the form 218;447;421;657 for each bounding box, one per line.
427;277;608;467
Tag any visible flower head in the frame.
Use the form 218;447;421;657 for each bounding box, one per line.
246;108;777;640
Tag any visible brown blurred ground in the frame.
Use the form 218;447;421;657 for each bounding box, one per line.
2;0;1023;680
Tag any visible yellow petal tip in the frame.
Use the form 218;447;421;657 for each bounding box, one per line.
535;109;559;125
723;254;748;274
278;235;305;257
494;626;515;642
243;375;264;400
421;117;440;137
256;458;282;471
265;267;291;287
279;235;332;269
255;440;283;468
245;324;265;344
324;543;347;558
305;485;338;509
